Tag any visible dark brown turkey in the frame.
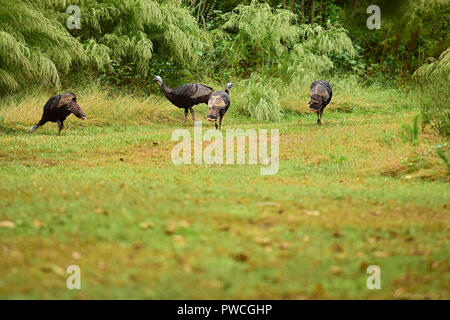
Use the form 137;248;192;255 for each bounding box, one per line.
154;76;214;125
30;93;86;135
308;80;332;125
206;83;233;130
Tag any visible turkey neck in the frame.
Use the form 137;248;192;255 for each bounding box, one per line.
160;82;175;100
160;82;171;94
160;82;182;106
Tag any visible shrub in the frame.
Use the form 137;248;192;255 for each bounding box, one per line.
413;48;450;137
217;1;355;82
0;0;209;94
221;1;298;73
236;73;283;122
0;1;87;92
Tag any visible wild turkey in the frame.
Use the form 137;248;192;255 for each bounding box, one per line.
309;80;332;125
30;93;86;135
206;83;233;130
154;76;214;125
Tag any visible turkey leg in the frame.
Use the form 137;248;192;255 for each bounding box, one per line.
189;107;196;124
184;108;189;125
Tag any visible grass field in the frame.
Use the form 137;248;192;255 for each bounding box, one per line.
0;85;448;299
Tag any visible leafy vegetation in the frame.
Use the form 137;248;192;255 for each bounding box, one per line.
339;0;450;81
413;48;450;137
0;0;207;92
0;0;86;91
220;2;299;73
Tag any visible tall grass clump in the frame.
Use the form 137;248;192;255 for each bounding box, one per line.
436;147;450;173
413;48;450;137
401;113;421;145
236;74;282;122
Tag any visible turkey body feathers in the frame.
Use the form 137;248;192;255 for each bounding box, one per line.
162;83;214;108
208;91;230;110
154;75;214;125
207;84;233;130
310;80;332;107
42;93;73;121
309;80;332;125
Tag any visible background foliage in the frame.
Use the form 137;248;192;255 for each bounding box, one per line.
0;0;448;133
414;48;450;137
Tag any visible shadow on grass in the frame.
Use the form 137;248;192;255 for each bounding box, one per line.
0;124;64;136
0;125;27;135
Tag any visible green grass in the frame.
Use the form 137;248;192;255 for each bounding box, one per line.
0;85;448;299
